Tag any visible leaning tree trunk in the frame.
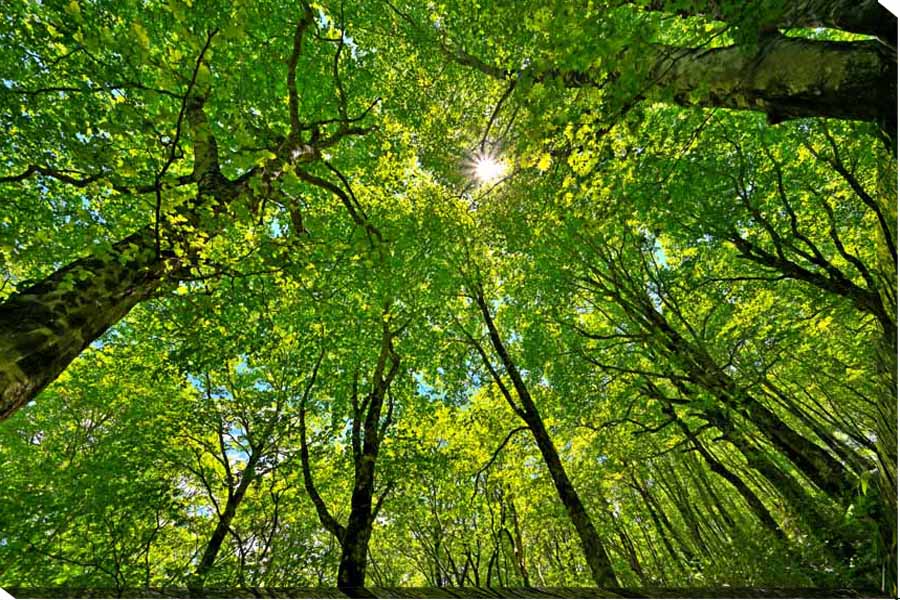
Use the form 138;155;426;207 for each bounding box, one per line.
636;0;897;47
474;292;620;588
874;150;898;595
190;451;261;591
523;407;620;588
0;90;231;420
648;36;896;133
0;227;163;419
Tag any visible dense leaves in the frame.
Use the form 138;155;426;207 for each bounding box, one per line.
0;0;896;595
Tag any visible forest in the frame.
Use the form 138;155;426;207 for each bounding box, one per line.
0;0;897;597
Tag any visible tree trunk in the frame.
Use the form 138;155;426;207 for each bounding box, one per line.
337;454;377;593
683;426;785;539
636;0;897;46
629;477;682;570
0;90;236;420
0;227;163;419
190;453;261;590
527;410;618;587
648;36;896;132
474;291;619;588
741;394;856;499
644;304;859;502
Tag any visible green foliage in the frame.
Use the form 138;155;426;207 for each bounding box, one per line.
0;0;895;593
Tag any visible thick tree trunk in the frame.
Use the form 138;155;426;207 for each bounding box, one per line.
0;227;163;419
649;36;896;132
0;89;237;420
637;0;897;46
337;457;377;592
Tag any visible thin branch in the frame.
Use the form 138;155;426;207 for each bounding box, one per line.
472;427;529;499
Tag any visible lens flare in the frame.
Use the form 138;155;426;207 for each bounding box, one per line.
466;149;507;184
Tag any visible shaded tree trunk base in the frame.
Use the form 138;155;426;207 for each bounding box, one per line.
5;587;890;598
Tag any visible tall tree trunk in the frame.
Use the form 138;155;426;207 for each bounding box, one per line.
299;321;398;596
473;291;619;588
641;302;859;501
629;474;697;567
0;227;163;419
0;90;228;419
337;456;377;591
526;409;617;587
506;494;530;587
740;393;856;499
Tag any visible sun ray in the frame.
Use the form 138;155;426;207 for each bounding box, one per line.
466;148;508;184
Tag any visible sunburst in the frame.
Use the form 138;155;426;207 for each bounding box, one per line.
465;148;508;184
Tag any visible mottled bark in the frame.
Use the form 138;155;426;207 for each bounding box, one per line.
0;85;220;420
0;22;369;418
649;36;895;131
635;0;896;46
0;227;163;420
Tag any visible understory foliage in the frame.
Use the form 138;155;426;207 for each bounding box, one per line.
0;0;896;593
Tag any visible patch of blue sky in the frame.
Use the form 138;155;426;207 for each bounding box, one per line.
413;371;445;402
268;217;285;238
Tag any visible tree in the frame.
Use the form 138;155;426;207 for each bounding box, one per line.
0;0;894;595
0;0;375;418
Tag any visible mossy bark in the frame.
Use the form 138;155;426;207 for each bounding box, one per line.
649;36;896;134
638;0;896;46
0;227;163;420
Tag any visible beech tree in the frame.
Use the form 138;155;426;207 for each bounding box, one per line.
0;0;895;596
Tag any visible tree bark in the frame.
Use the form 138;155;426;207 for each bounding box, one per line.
337;452;378;591
0;42;368;419
0;227;163;419
0;89;221;420
635;0;897;46
648;36;896;132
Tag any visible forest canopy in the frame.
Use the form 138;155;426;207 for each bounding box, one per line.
0;0;897;596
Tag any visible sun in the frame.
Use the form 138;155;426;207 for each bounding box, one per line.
468;149;508;184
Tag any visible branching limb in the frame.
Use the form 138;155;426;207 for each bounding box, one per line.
472;426;529;499
287;1;316;140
